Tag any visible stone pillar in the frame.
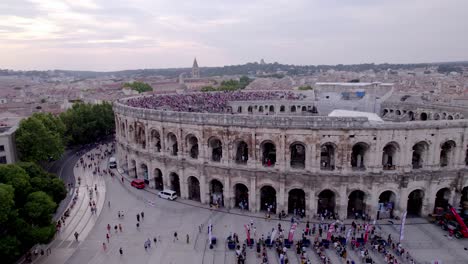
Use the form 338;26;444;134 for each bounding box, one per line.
224;176;231;209
338;185;347;220
200;174;207;204
309;189;316;216
278;178;286;213
249;177;257;212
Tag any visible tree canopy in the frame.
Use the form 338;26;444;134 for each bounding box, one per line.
0;163;64;263
201;76;252;92
15;113;65;163
123;81;153;93
59;102;115;145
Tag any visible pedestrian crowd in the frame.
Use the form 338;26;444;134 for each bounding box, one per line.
125;91;302;113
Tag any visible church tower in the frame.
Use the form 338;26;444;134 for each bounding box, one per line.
191;57;200;78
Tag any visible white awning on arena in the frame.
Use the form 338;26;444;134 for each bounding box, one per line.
328;109;383;122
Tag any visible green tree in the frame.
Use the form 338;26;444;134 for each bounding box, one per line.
123;81;153;93
0;184;14;225
0;165;31;206
23;191;56;226
15;115;64;163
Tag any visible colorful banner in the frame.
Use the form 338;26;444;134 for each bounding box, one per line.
288;223;298;242
400;211;407;241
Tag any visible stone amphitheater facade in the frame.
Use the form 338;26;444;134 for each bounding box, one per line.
113;90;468;220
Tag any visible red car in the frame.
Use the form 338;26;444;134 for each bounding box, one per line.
131;179;145;189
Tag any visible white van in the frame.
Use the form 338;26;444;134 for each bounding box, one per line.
108;157;117;169
158;190;178;201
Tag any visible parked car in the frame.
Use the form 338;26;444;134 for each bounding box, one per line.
131;179;145;189
108;157;117;168
158;190;178;200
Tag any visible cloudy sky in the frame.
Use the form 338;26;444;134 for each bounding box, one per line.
1;0;467;71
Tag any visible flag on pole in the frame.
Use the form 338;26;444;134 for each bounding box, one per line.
288;223;298;242
400;211;407;241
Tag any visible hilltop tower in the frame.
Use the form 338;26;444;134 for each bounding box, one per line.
192;58;200;78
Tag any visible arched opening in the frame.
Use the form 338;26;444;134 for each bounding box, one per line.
440;140;456;167
407;189;424;217
412;141;428;169
234;141;249;164
378;191;396;219
408;111;415;121
269;105;274;113
311;106;318;114
261;141;276;167
320;143;336;170
169;172;180;196
461;187;468;217
167;133;178;156
317;190;335;216
151;130;161;152
121;123;126;137
347;190;366;218
448;115;454;120
129;159;137;178
140;163;149;184
351;142;369;170
301;106;307;112
187;176;200;202
465;147;468;166
434;188;451;213
280;105;285;112
154;169;163;190
396;110;401;116
382;109;389;116
259;106;264;113
135;123;146;149
210;179;224;207
208;137;223;162
248;106;253;113
288;189;306;216
420;112;428;121
382;142;398;170
234;183;249;210
291;105;296;112
187;135;199;159
434;113;440;120
260;186;276;213
442;113;447;119
237;106;242;113
290;142;306;169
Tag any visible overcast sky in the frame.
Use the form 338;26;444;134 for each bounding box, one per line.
1;0;467;71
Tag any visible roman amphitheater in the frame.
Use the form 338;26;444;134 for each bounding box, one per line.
113;82;468;220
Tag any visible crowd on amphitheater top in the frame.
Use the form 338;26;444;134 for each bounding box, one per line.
124;91;303;113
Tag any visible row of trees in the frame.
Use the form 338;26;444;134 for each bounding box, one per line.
123;81;153;93
201;76;252;92
0;162;67;263
16;102;115;163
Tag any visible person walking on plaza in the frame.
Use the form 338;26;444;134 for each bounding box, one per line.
107;224;111;232
106;233;110;243
141;211;144;220
119;224;122;232
119;247;123;255
173;232;178;242
137;213;140;222
186;234;189;244
102;242;107;251
74;231;79;241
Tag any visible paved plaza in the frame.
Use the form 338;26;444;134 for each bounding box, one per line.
32;147;468;264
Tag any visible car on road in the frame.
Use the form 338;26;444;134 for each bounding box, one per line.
158;190;178;200
130;179;145;189
108;157;117;169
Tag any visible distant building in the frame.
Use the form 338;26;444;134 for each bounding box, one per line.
0;112;23;164
192;58;200;79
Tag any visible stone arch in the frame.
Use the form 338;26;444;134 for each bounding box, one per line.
186;134;199;159
135;122;146;149
234;183;249;210
290;141;306;169
291;105;296;112
187;176;200;202
237;106;242;113
169;172;180;196
351;142;370;170
408;111;415;121
121;122;126;137
259;106;264;113
129;159;137;178
407;189;424;216
209;179;224;207
420;112;428;121
248;106;253;113
434;187;451;212
269;105;274;113
460;186;468;213
234;139;249;164
167;132;178;156
139;163;149;183
347;190;367;218
301;106;307;112
455;113;460;119
434;113;440;120
150;129;161;152
288;189;306;215
396;110;401;116
412;141;429;169
208;136;223;162
280;105;285;112
448;115;454;120
378;190;396;219
320;142;336;170
382;109;389;116
382;141;399;170
260;185;277;213
317;189;337;216
153;168;163;190
261;140;276;167
465;146;468;166
440;140;456;167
